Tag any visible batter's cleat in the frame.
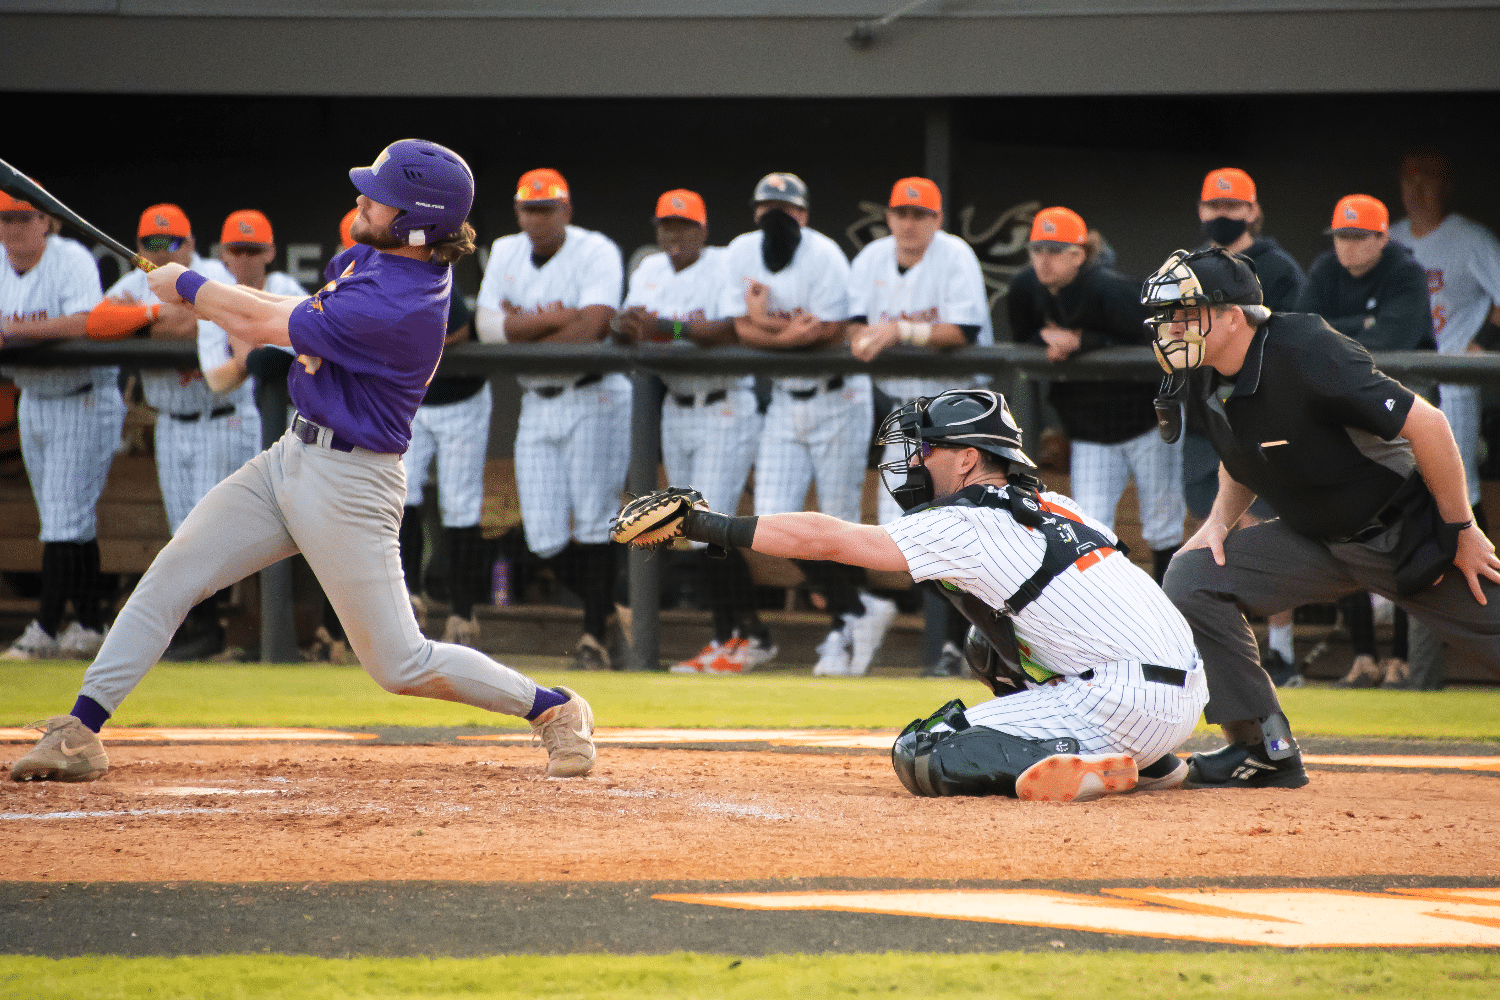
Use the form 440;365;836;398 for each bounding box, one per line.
442;615;480;648
1331;653;1382;689
530;686;596;778
409;594;428;634
1379;657;1411;689
846;592;897;677
1;621;61;661
1015;752;1138;803
924;641;965;678
811;629;852;676
1262;650;1304;688
55;622;107;660
10;715;109;783
1134;754;1188;792
740;634;778;669
569;634;611;672
670;640;723;674
1183;742;1309;789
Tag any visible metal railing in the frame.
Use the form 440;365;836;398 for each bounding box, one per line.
8;338;1500;667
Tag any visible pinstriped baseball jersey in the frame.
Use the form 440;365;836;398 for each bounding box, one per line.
477;224;623;393
849;231;992;401
1;235;110;395
624;247;749;398
717;226;851;393
884;485;1199;675
107;254;238;415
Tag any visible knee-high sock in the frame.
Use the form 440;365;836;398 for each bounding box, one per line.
72;540;103;632
37;542;70;637
704;551;737;644
578;542;613;642
398;506;424;595
723;547;766;640
794;559;865;627
448;524;484;620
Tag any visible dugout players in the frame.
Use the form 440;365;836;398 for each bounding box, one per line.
1008;207;1184;584
1391;150;1500;690
616;188;775;673
1294;194;1433;689
1148;247;1500;789
848;176;991;675
720;172;883;677
476;168;628;671
0;187;123;661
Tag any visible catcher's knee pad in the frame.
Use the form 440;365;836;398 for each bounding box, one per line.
892;725;1081;798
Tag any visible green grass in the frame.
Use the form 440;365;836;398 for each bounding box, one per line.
3;951;1498;999
3;662;1499;739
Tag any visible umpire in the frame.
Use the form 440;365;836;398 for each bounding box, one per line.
1148;247;1500;789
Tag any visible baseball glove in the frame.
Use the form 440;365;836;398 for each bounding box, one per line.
611;487;709;549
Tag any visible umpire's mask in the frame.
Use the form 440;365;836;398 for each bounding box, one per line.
1141;247;1265;374
876;390;1036;512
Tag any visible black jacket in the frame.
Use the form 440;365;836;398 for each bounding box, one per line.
1007;262;1156;444
1294;242;1436;352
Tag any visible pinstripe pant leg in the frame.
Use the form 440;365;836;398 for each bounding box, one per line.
807;384;872;524
754;394;814;516
1440;384;1481;503
688;388;761;518
1068;439;1129;533
402;407;438;509
570;384;632;545
432;384;492;528
1125;427;1186;550
514;395;571;559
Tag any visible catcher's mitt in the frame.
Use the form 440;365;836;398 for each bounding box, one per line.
610;487;709;549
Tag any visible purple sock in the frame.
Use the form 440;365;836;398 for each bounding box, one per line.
525;686;568;721
70;695;110;733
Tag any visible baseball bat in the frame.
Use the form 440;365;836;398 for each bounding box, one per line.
0;156;155;272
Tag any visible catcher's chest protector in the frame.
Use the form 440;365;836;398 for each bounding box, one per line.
909;483;1123;682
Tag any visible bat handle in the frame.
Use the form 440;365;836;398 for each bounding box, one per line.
131;256;157;273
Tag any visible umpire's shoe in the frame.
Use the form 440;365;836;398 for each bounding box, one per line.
10;715;108;783
1184;742;1309;789
530;687;596;778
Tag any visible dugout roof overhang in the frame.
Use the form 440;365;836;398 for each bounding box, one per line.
3;1;1499;96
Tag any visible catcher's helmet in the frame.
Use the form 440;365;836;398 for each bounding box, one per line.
751;172;809;209
349;139;474;248
876;389;1036;511
1141;247;1262;373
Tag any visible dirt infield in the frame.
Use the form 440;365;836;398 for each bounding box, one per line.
5;741;1500;884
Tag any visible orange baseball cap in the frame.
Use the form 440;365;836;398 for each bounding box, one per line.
1028;206;1087;247
1201;167;1256;203
0;189;38;213
222;209;273;247
139;203;191;239
889;177;941;214
655;189;706;226
516;168;569;204
1327;193;1388;235
339;206;359;250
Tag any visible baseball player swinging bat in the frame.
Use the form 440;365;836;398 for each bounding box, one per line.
0;157;155;273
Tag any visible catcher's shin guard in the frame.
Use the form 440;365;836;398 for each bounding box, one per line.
892;723;1081;798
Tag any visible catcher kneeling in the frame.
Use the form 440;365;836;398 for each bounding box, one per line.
614;389;1209;803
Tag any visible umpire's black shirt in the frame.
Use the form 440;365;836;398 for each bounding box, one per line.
1186;312;1417;540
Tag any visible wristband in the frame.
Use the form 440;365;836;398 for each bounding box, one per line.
1450;519;1475;532
175;270;209;304
896;320;933;346
681;509;758;550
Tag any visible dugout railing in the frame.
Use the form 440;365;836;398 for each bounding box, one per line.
6;338;1500;668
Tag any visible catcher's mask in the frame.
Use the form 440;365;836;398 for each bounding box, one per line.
1141;247;1263;374
876;389;1036;511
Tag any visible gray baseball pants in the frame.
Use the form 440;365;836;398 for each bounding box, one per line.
1164;518;1500;724
79;429;538;718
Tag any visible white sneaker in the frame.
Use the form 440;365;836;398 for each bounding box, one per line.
811;629;851;676
1;621;61;661
846;593;897;676
741;634;778;669
55;622;107;660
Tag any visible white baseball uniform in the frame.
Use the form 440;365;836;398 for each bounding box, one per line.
848;231;994;523
1391;213;1500;501
625;247;760;520
477;224;627;558
403;296;490;529
1;235;122;542
107;255;260;533
718;227;868;522
884;484;1208;764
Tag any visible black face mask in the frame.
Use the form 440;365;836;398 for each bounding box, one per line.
889;464;936;512
1202;216;1249;247
759;208;803;273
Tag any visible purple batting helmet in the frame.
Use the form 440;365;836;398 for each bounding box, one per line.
349;139;474;247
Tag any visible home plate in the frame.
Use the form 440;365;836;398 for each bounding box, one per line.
0;728;377;743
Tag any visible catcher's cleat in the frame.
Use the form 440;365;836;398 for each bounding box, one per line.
10;715;109;783
1134;753;1188;792
610;487;709;549
530;686;596;778
1015;752;1138;803
1184;742;1309;789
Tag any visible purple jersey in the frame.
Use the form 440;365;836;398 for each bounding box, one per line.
287;243;452;453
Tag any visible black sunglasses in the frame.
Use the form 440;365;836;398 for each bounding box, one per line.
140;235;186;253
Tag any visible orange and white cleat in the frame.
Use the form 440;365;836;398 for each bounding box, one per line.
669;640;724;674
1015;753;1138;803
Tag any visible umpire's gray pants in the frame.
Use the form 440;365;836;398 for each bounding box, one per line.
1164;518;1500;724
79;430;538;718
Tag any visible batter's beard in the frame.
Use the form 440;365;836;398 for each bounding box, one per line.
352;217;402;250
759;209;802;273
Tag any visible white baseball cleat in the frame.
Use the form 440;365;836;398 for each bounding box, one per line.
1134;754;1188;792
1015;752;1138;803
845;592;897;676
670;640;723;674
811;629;852;676
56;622;107;660
1;621;61;661
740;634;778;669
